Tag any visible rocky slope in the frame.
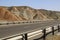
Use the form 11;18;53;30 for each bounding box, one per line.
0;7;23;21
0;6;60;21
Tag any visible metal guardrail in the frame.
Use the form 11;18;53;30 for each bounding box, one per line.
0;20;53;25
1;24;60;40
34;25;60;40
0;20;41;25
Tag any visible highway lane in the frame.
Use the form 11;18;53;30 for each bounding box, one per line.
0;20;60;39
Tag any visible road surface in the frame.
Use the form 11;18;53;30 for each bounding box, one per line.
0;20;60;39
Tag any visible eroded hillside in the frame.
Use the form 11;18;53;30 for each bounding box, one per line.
0;6;60;21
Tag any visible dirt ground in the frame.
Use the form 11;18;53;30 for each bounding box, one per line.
46;33;60;40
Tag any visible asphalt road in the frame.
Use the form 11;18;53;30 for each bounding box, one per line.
0;20;60;39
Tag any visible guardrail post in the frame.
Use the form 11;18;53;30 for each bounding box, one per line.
58;25;60;32
22;33;28;40
43;29;46;40
52;27;54;35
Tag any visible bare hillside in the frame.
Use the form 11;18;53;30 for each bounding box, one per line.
0;6;60;21
0;7;22;21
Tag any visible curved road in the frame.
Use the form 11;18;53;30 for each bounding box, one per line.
0;20;60;39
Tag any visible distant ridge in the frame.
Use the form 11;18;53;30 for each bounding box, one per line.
0;6;60;21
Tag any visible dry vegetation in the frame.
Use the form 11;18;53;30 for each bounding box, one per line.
46;35;60;40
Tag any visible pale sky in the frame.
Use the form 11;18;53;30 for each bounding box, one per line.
0;0;60;11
